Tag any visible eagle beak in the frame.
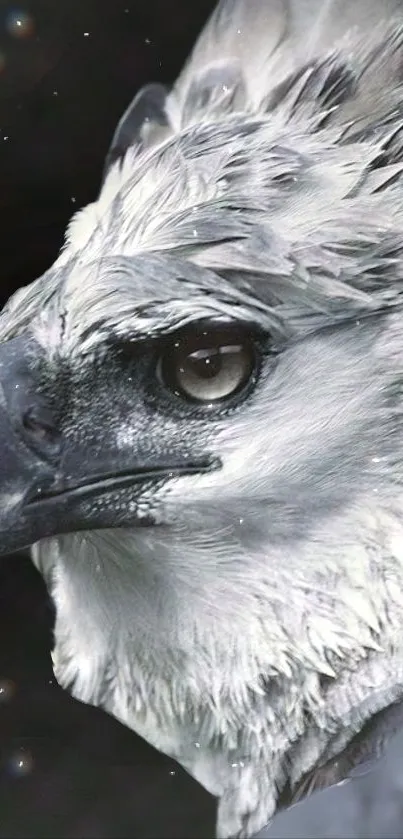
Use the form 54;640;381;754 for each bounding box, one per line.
0;335;65;554
0;335;218;556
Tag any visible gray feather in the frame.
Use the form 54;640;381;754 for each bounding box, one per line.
102;82;172;182
3;2;403;839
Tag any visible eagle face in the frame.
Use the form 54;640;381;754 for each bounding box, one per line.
0;250;395;561
0;255;262;548
3;1;403;837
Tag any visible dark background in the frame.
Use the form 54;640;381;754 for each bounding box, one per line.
1;2;403;837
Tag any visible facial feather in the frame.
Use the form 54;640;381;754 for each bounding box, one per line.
3;2;403;838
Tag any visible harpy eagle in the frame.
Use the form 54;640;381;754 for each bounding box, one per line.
2;0;403;836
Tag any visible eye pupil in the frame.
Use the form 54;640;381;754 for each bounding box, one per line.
159;328;257;405
186;349;222;380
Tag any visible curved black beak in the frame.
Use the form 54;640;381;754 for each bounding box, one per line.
0;335;218;556
0;335;61;554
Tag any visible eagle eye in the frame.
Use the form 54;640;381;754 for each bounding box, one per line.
157;325;258;405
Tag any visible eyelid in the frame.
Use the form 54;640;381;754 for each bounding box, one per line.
110;318;265;357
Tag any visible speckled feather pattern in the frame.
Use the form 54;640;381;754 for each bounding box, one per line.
3;1;403;837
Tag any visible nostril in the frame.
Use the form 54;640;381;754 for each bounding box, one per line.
21;407;60;447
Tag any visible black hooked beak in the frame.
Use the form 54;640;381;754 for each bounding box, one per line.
0;335;218;557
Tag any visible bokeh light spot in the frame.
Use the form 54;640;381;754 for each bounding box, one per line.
0;677;16;701
6;747;34;778
5;9;35;39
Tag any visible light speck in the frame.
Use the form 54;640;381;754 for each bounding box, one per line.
7;748;34;777
0;678;16;702
6;11;34;39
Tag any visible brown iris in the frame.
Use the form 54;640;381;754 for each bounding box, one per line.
159;328;256;404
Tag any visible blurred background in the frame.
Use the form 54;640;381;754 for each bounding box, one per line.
1;1;403;837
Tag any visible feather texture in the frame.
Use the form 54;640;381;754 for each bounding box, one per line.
3;3;403;839
3;0;403;354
